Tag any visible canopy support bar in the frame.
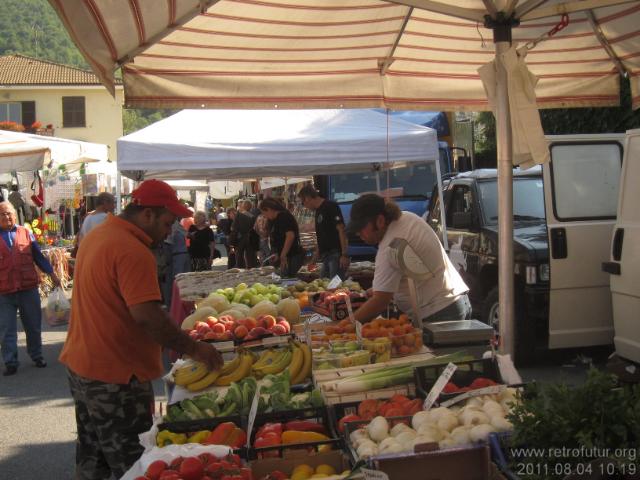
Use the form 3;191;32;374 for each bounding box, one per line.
380;7;413;75
388;1;485;23
514;0;551;19
585;10;627;77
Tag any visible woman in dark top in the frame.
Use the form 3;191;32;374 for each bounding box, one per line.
259;197;304;277
188;210;215;271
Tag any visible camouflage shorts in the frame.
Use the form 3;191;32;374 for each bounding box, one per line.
67;369;155;480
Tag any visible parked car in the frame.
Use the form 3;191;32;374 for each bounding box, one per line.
427;134;625;364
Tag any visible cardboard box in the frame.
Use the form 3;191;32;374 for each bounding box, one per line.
370;444;492;480
250;449;351;480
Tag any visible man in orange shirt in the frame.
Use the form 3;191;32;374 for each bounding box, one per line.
60;180;223;480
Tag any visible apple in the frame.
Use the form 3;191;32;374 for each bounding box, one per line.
188;330;199;340
261;315;277;330
271;324;287;335
234;325;248;339
249;326;268;338
224;321;236;332
244;317;258;331
221;331;234;341
211;323;226;334
203;331;218;341
276;319;291;333
218;315;234;323
205;316;218;328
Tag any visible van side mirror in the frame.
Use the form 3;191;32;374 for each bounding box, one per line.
452;211;472;229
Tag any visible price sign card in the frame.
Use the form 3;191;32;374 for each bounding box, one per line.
423;362;458;410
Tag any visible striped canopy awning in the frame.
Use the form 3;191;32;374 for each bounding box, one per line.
48;0;640;111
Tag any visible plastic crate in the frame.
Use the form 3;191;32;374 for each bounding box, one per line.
488;432;522;480
158;413;243;434
414;357;502;401
156;415;249;459
249;406;342;460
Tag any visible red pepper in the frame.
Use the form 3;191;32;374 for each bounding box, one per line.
338;414;361;433
469;377;498;389
226;427;248;449
254;431;281;448
442;382;460;394
204;422;236;445
284;420;327;434
403;399;423;416
255;423;282;439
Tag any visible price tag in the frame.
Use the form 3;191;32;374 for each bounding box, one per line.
439;385;506;408
361;468;390;480
327;275;342;290
344;295;356;323
423;362;457;410
246;388;261;448
355;320;363;342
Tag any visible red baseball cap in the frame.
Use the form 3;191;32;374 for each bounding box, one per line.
131;180;193;218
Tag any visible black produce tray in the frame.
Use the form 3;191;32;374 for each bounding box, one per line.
414;357;503;401
249;406;341;460
157;413;243;434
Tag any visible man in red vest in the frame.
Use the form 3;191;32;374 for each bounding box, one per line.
0;201;60;376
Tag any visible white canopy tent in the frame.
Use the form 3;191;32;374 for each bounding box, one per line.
0;130;108;174
117;109;439;180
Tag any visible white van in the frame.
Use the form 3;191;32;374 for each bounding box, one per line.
604;129;640;363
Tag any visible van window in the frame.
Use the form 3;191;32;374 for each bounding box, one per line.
550;142;622;220
446;185;473;226
619;134;640;222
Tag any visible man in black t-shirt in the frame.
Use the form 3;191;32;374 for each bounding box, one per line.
298;185;349;279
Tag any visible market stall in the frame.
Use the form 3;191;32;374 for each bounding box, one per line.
122;264;533;480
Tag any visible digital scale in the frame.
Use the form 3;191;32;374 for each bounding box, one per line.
387;238;494;351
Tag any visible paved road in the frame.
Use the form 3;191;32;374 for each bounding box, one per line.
0;319;168;480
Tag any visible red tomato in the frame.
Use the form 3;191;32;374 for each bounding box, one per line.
169;456;184;470
179;457;204;480
240;467;253;480
204;461;223;476
145;460;168;480
158;471;182;480
198;453;218;466
338;414;362;433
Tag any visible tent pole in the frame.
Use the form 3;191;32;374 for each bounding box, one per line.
116;170;122;214
494;33;515;357
434;152;449;251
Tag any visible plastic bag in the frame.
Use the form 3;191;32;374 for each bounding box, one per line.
45;287;70;327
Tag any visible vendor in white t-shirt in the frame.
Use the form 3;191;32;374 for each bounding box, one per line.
349;194;471;325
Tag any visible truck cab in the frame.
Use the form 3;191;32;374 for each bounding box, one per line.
427;134;625;364
316;141;454;260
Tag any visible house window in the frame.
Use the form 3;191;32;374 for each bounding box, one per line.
0;103;22;123
62;96;86;127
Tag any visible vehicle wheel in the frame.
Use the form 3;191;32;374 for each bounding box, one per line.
481;286;535;366
481;286;500;333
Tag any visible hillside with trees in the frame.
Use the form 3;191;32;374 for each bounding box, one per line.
1;0;173;134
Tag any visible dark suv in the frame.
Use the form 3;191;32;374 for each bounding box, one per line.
426;167;549;364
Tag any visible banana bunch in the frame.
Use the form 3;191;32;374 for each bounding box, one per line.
251;347;292;378
214;350;254;386
173;361;209;387
288;340;312;385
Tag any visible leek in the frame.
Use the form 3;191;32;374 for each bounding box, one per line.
328;352;471;394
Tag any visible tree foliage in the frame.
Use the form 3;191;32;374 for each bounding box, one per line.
0;0;88;68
